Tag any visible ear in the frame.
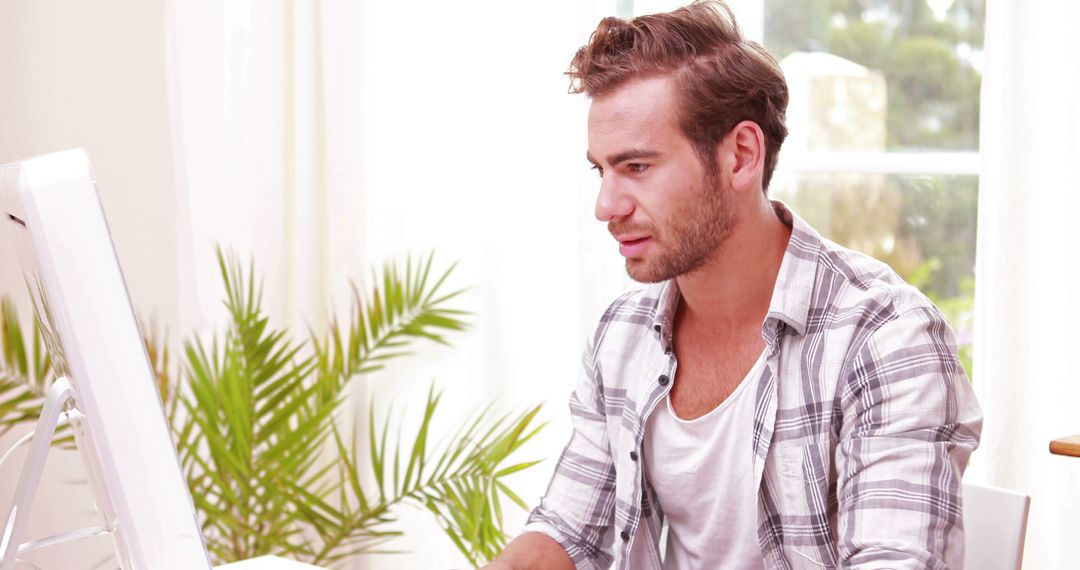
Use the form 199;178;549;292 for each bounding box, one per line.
717;120;766;194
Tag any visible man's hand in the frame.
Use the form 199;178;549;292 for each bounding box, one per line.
481;532;575;570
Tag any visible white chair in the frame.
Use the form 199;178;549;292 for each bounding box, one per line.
963;482;1031;570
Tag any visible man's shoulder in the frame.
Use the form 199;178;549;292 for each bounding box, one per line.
811;236;943;326
779;204;943;336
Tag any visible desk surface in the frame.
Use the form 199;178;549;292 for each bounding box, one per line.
1050;434;1080;458
215;556;326;569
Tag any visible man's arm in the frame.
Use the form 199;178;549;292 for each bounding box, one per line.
485;325;621;570
836;305;982;569
482;532;575;570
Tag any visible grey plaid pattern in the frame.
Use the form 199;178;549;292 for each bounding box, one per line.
523;203;982;569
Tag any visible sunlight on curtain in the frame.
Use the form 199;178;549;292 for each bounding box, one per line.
971;1;1080;568
167;0;287;334
166;0;368;338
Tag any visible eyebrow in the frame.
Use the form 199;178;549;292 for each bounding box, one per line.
586;149;661;166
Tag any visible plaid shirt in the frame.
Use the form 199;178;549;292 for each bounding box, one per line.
523;203;982;569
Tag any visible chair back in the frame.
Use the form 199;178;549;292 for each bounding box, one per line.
963;482;1031;570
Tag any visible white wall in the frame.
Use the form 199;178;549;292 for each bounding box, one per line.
0;0;179;325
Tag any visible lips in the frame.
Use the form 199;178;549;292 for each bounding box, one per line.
616;235;651;257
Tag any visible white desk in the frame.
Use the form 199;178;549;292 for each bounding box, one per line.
215;556;327;569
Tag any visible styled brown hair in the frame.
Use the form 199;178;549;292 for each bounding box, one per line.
568;0;789;190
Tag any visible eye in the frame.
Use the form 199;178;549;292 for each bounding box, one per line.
590;164;604;177
627;163;649;173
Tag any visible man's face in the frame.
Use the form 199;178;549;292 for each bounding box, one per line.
587;76;735;283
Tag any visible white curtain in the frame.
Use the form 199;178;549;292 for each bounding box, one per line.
165;0;369;337
971;1;1080;568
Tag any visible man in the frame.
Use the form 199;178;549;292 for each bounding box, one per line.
486;2;981;568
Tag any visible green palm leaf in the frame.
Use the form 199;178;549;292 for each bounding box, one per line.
305;385;545;567
177;248;332;562
0;297;51;436
313;252;469;390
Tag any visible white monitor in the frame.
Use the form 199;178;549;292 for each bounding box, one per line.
0;149;212;569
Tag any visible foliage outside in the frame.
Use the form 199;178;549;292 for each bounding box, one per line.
766;0;984;151
0;250;543;568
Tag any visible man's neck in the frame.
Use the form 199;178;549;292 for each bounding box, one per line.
674;199;792;333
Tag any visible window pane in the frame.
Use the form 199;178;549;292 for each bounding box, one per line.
774;173;977;373
765;0;985;152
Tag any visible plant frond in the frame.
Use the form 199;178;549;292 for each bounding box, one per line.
0;297;48;436
177;247;341;563
312;385;544;567
313;253;470;395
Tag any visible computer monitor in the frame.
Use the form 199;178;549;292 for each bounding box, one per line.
0;149;212;569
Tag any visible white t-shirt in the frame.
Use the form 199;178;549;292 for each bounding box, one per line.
644;351;767;570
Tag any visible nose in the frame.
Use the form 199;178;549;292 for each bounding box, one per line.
594;175;634;222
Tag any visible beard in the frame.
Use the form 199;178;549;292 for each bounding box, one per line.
610;169;736;284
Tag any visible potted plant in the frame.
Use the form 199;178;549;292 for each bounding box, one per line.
0;249;543;568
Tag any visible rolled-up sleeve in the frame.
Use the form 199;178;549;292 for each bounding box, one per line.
522;334;617;570
837;305;983;569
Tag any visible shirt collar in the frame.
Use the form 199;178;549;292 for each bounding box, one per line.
651;279;680;349
649;201;822;345
764;201;821;339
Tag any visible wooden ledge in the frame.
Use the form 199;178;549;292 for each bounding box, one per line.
1050;435;1080;458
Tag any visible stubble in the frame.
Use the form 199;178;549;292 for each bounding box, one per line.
620;171;736;283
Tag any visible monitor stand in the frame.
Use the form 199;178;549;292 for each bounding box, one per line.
0;378;327;570
0;377;105;569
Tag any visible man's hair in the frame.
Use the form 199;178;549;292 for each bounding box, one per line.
568;0;789;190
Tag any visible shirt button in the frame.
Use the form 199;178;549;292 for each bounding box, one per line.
658;374;670;386
620;530;630;541
629;451;638;461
